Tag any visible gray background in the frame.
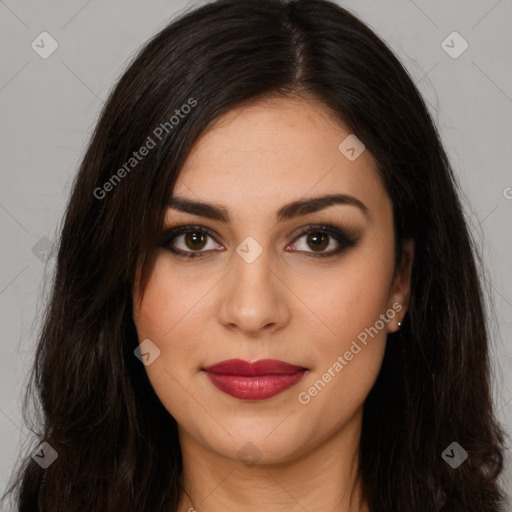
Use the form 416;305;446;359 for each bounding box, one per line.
1;0;511;509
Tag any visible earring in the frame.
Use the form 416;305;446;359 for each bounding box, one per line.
397;321;402;328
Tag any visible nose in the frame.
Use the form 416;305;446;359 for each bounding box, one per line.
218;246;291;337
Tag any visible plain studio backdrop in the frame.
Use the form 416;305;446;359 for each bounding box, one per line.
0;0;511;509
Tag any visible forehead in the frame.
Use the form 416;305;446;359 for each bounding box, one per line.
172;95;390;220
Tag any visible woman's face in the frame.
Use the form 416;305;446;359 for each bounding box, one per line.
132;95;413;466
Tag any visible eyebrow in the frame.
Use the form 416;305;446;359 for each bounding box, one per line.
167;193;369;223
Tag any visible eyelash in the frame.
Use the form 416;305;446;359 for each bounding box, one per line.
159;223;358;260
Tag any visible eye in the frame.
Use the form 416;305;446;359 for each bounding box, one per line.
286;224;357;257
160;223;358;259
160;225;223;259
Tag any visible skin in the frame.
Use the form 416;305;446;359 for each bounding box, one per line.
132;94;414;512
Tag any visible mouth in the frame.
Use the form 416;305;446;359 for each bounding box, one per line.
202;359;309;401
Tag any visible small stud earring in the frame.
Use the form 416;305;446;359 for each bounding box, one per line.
397;321;402;328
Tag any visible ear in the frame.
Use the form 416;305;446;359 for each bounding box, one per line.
386;238;414;333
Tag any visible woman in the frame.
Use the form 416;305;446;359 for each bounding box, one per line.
3;0;508;510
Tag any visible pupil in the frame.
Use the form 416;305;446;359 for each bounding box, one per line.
186;232;206;250
308;232;328;251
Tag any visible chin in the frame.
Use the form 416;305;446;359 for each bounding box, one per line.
197;422;309;466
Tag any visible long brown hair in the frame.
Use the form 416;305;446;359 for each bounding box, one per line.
3;0;508;510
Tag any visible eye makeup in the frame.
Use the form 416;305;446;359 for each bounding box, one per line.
159;221;360;260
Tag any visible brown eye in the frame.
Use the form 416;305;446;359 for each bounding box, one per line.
161;223;357;260
184;231;208;251
287;223;358;257
160;225;224;259
306;231;329;252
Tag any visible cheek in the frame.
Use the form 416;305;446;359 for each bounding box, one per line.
293;237;394;414
132;256;205;381
132;258;204;424
294;233;395;351
134;255;209;340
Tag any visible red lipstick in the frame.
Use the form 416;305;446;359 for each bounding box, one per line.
203;359;308;400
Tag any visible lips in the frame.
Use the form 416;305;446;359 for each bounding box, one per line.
202;359;308;400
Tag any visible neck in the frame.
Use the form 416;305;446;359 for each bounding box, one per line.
176;407;369;512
